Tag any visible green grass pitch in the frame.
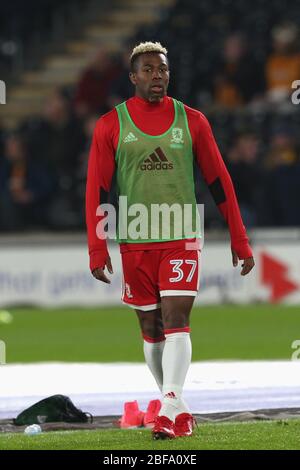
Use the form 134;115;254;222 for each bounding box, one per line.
1;421;300;450
0;305;299;362
1;304;300;450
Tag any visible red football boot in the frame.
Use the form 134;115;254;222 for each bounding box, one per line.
119;401;145;429
143;399;162;428
152;415;176;440
175;413;196;437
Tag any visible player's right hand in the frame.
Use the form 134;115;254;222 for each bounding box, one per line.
92;256;113;284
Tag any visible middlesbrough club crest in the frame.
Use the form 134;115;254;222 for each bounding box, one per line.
125;283;133;298
171;127;184;144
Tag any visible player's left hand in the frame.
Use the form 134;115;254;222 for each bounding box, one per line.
232;249;255;276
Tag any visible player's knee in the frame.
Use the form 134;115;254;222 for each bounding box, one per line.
140;317;164;339
161;297;192;329
142;326;164;339
162;309;189;330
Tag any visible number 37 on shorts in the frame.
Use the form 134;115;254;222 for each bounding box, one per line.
161;249;200;295
121;248;201;308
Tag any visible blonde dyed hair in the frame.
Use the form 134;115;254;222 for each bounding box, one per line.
130;42;168;69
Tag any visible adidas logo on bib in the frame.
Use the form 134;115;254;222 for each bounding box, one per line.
124;132;138;143
140;147;173;171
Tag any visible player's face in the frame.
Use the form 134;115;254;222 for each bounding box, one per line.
130;53;170;102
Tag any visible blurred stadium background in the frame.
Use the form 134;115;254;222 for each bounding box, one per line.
0;0;300;443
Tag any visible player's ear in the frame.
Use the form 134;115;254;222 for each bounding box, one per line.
129;71;137;85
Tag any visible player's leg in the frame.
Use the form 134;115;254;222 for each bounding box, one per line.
135;308;165;392
151;296;195;439
159;296;193;419
120;251;164;428
161;295;193;329
121;251;164;391
153;248;200;437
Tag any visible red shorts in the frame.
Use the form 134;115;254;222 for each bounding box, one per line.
121;248;201;311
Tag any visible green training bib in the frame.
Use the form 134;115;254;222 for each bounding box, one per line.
115;98;200;243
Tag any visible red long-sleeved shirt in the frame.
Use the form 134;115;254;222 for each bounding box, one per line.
86;96;253;272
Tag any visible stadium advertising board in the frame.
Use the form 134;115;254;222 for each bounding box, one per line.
0;243;299;306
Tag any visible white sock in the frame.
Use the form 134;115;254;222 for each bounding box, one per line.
159;329;192;422
143;335;165;392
